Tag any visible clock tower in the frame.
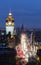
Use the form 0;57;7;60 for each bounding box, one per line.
6;11;15;37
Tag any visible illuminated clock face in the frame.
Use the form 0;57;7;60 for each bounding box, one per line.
9;21;11;25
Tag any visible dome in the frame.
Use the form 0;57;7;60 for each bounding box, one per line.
9;12;12;16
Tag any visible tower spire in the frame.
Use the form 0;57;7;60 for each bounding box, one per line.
10;8;11;13
9;8;12;16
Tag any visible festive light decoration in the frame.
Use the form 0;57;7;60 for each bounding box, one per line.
16;33;37;62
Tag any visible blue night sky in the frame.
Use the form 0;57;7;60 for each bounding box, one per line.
0;0;41;28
